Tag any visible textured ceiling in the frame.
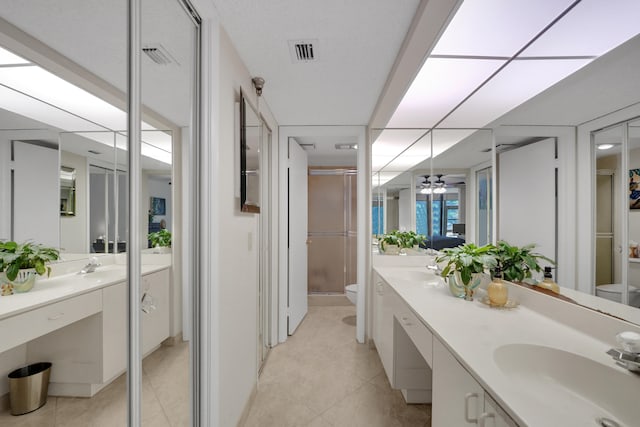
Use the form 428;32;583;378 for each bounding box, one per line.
211;0;420;127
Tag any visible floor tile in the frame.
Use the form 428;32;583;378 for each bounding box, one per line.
252;304;431;427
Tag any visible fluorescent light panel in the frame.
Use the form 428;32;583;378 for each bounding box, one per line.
431;0;576;57
0;48;171;164
380;0;640;178
439;58;592;128
0;47;30;65
522;0;640;57
387;58;505;128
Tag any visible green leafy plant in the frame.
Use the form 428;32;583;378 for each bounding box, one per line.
379;230;425;250
490;241;554;283
435;243;496;285
0;241;60;281
148;229;172;248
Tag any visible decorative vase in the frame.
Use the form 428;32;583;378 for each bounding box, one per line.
447;274;466;298
0;269;37;295
487;276;508;306
453;271;483;301
380;244;399;255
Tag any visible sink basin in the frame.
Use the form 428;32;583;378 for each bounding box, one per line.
494;343;640;426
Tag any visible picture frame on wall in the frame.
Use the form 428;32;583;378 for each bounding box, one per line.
630;169;640;209
150;196;166;215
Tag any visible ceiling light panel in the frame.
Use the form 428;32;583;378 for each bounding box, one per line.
431;129;476;157
0;86;103;132
141;130;172;152
371;129;426;157
439;58;592;128
0;67;128;131
387;58;505;128
0;47;30;65
431;0;576;57
521;0;640;57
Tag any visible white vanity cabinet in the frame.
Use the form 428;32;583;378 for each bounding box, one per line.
3;266;172;397
372;271;396;383
141;269;170;355
432;338;517;426
372;271;432;400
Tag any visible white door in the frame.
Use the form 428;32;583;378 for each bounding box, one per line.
288;139;308;334
498;138;556;266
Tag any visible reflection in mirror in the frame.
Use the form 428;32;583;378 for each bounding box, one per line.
0;136;59;247
593;124;624;304
60;166;76;216
240;91;261;213
595;118;640;308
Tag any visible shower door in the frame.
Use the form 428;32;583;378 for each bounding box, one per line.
307;168;357;294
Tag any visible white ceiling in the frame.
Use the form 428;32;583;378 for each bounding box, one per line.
211;0;421;165
211;0;420;126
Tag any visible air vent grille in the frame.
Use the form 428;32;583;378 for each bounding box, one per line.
142;43;178;65
288;40;318;63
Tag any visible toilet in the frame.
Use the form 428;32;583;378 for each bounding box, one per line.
596;283;640;307
346;284;358;305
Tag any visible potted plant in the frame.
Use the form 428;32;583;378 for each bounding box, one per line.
490;241;554;283
379;230;426;255
148;229;172;252
0;241;60;295
435;243;496;300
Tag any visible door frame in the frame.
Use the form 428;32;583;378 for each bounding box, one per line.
278;125;368;343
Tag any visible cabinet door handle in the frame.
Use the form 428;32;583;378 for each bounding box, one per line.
479;412;495;427
376;282;384;295
464;392;479;423
48;312;64;320
400;316;413;326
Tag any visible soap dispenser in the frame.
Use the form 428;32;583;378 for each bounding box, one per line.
537;266;560;293
487;268;508;307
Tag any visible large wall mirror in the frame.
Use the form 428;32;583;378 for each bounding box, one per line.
371;18;640;324
240;90;261;213
0;0;198;422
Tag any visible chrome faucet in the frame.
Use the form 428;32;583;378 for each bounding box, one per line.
607;331;640;373
79;257;101;274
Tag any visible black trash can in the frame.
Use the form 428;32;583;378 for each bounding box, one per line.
8;362;52;415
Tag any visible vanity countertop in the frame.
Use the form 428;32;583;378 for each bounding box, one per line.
374;265;640;427
0;262;170;320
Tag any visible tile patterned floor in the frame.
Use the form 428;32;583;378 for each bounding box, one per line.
0;341;189;426
243;305;432;427
1;305;431;427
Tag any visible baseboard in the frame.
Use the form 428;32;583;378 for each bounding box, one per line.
162;332;183;347
237;382;258;427
308;294;352;306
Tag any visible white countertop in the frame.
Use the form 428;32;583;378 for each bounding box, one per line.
374;265;640;427
0;262;170;320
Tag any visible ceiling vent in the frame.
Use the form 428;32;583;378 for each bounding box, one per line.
288;40;318;63
299;143;315;150
142;44;178;65
335;143;357;150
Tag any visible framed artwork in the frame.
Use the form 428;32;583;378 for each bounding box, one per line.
150;197;166;215
630;169;640;209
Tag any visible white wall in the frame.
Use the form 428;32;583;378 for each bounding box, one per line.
498;138;556;269
205;24;280;427
398;188;412;231
60;150;88;253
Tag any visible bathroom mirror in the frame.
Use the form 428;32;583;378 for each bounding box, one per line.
240;90;261;213
60;166;76;216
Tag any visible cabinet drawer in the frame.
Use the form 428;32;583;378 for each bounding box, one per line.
0;291;102;353
396;308;433;368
